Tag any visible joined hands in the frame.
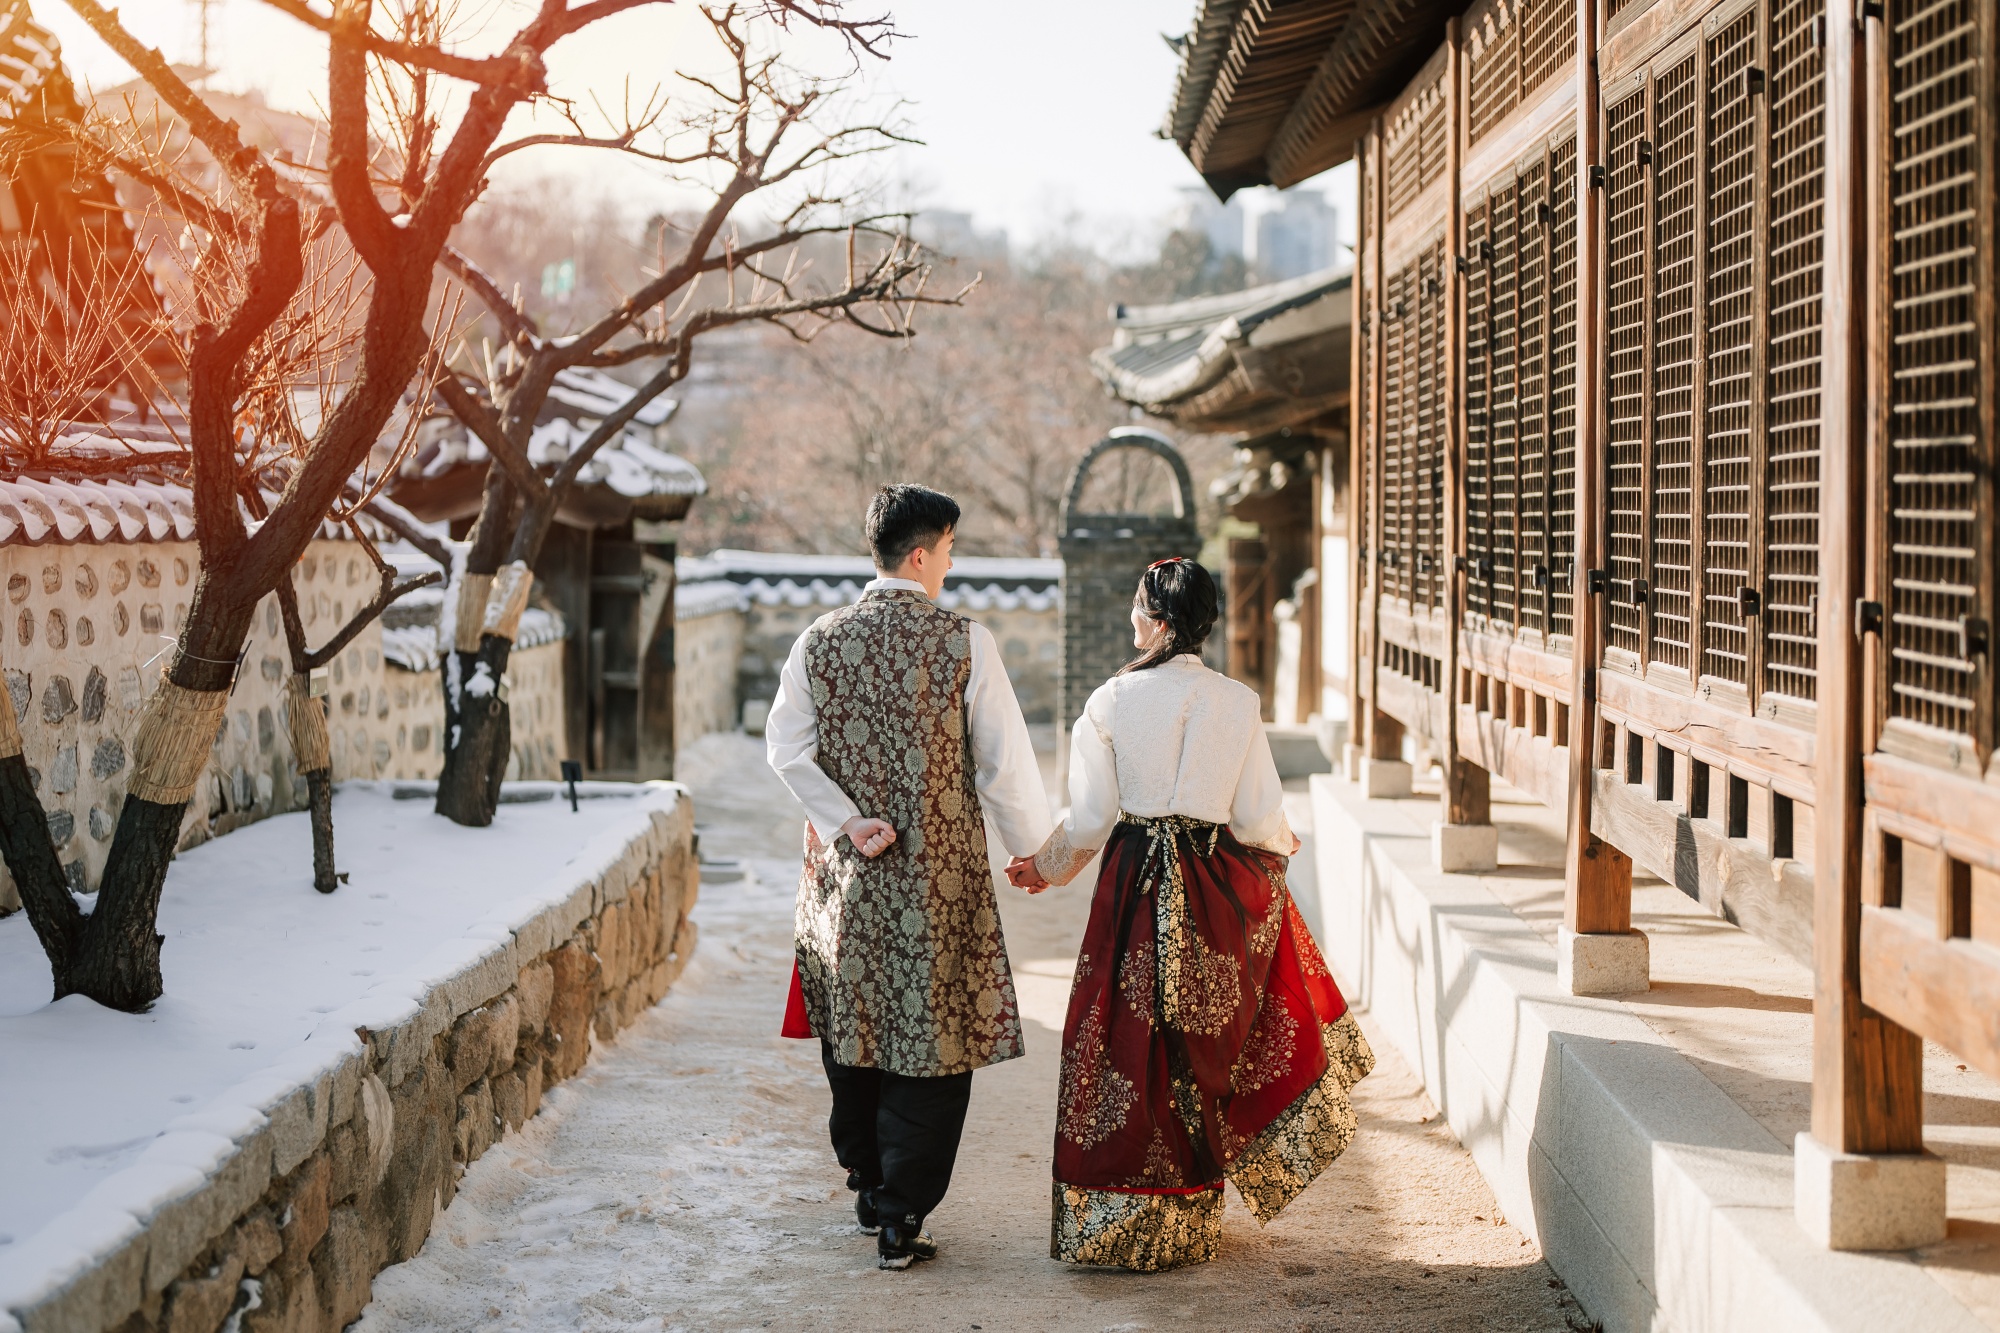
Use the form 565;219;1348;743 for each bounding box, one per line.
1005;855;1048;893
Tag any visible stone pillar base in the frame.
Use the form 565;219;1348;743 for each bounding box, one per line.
1359;758;1413;800
1794;1131;1946;1250
1557;926;1650;995
1432;821;1499;872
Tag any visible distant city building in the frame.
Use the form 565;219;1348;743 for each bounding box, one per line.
1173;185;1245;260
912;210;1010;263
1253;190;1339;282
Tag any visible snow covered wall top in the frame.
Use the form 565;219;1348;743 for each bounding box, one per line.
0;779;691;1332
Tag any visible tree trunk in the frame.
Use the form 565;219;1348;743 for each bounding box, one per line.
436;636;515;826
307;769;340;893
66;794;188;1010
0;751;82;997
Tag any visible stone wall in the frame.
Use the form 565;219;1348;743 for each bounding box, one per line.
374;641;567;783
0;540;574;913
6;790;697;1333
0;538;376;909
674;604;744;746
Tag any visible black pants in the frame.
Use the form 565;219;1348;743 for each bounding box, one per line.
820;1041;973;1230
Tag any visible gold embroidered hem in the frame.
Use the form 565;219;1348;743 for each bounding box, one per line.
1227;1012;1376;1221
1033;823;1098;887
1049;1182;1223;1271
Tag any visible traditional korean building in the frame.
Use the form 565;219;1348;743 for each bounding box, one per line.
1154;0;2000;1314
390;367;706;779
1093;269;1351;729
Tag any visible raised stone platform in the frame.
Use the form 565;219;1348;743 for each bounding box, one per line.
0;782;696;1333
1305;771;2000;1333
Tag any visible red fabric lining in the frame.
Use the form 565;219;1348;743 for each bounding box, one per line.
781;960;813;1039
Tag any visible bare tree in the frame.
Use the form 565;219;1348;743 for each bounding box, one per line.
0;0;899;1010
426;4;965;826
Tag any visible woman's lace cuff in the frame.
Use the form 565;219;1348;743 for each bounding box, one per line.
1033;824;1098;886
1245;810;1300;858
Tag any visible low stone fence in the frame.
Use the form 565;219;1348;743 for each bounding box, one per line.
2;785;697;1333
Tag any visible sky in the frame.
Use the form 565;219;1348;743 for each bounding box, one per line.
37;0;1353;257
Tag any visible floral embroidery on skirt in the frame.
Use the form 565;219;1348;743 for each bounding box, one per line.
1050;815;1374;1270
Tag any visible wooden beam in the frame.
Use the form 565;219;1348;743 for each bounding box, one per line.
1364;122;1391;763
1811;0;1923;1156
1861;906;2000;1097
1442;17;1491;828
1564;0;1635;935
1349;147;1369;752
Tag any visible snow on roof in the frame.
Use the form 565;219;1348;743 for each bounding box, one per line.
674;579;748;621
379;605;566;673
544;367;679;429
714;575;1059;615
0;465;389;549
676;548;1061;588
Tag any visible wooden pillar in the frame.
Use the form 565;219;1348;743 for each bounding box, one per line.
1563;0;1636;932
1440;19;1490;828
1363;121;1401;763
1348;151;1369;756
1809;0;1922;1157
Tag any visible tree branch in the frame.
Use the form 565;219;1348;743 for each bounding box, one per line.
256;0;546;89
433;372;546;500
438;245;539;345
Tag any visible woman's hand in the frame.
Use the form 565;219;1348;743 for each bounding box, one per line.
841;816;897;859
1005;855;1049;893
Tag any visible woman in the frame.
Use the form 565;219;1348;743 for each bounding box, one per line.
1006;557;1372;1271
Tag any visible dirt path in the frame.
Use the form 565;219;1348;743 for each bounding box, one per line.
353;734;1584;1333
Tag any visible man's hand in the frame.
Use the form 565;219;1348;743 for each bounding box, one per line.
841;816;897;859
1005;855;1049;894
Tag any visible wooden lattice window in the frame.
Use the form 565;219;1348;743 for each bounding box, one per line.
1490;180;1522;626
1648;55;1699;675
1762;0;1825;703
1388;266;1415;606
1700;11;1759;688
1604;88;1650;657
1417;242;1447;612
1468;0;1579;146
1517;156;1551;633
1466;199;1496;624
1884;0;1988;741
1387;72;1451;222
1548;135;1579;645
1599;11;1825;703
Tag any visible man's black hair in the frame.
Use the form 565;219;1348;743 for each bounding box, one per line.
865;484;961;570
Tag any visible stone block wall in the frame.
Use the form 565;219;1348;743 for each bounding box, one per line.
374;641;566;783
0;539;370;909
10;793;698;1333
0;540;574;913
674;606;744;745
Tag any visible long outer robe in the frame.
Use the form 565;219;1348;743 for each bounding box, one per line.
789;588;1024;1078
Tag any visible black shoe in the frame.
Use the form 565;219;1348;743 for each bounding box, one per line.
855;1188;880;1235
877;1223;938;1270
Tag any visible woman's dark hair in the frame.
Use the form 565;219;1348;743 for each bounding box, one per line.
1119;557;1218;674
865;484;961;570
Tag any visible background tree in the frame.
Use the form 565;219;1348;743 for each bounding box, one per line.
0;0;893;1011
426;4;960;827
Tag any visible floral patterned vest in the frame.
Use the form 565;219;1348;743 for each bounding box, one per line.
793;588;1024;1077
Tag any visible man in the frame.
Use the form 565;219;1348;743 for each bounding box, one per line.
766;484;1051;1270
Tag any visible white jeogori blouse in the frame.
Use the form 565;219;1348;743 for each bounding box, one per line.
1033;654;1296;885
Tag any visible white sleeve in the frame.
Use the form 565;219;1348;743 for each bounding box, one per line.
1061;686;1121;853
965;622;1054;856
763;626;861;845
1228;717;1288;850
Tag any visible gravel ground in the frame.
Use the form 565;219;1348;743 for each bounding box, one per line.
353;733;1587;1333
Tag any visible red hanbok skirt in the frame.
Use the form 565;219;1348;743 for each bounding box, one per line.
1050;814;1374;1271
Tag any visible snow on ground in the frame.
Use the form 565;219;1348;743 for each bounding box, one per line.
0;782;674;1313
352;734;1583;1332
